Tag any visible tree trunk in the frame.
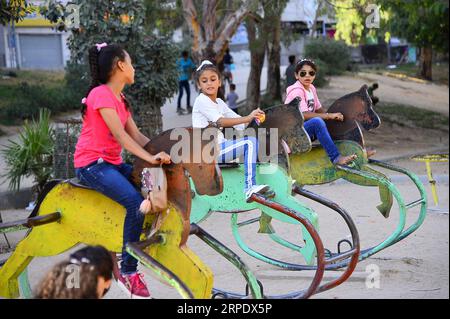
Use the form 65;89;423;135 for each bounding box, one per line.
310;0;324;38
245;17;266;114
419;47;433;81
266;14;282;103
182;0;255;65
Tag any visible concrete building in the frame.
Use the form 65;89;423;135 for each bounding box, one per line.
280;0;336;65
0;0;71;70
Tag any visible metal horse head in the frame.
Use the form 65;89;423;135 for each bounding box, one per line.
326;85;381;148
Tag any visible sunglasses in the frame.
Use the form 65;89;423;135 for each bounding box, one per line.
299;71;316;77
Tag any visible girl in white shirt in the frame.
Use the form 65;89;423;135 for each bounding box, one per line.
192;60;271;201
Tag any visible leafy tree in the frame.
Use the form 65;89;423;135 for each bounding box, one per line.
332;0;383;46
265;0;289;103
304;37;351;75
181;0;259;64
143;0;184;36
242;0;289;112
332;0;449;80
244;1;271;112
40;0;179;138
378;0;449;80
0;0;32;25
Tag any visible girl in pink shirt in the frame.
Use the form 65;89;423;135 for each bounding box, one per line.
285;59;357;165
74;43;171;299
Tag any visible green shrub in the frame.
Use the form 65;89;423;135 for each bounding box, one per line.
0;81;80;124
64;61;89;103
304;38;351;75
1;108;55;193
312;59;329;88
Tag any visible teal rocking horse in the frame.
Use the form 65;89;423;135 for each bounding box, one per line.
181;98;360;297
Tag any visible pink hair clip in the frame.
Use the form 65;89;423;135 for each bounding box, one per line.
95;42;108;52
81;97;87;104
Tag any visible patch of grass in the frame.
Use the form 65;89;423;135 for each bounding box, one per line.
376;102;449;132
359;62;449;85
0;69;80;125
0;69;65;87
0;68;67;112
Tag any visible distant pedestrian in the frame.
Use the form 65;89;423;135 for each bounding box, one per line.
285;55;297;88
226;83;239;115
177;51;196;114
223;49;234;87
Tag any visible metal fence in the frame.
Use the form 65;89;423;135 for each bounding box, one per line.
53;119;82;180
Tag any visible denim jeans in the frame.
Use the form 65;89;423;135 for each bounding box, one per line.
177;80;191;109
304;117;341;163
218;136;258;191
75;161;144;275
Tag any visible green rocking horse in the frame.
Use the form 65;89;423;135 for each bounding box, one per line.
287;85;427;267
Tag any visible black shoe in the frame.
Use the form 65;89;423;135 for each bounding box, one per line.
187;106;193;114
177;108;187;115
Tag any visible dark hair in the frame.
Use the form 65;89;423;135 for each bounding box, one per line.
182;50;189;58
82;44;132;117
230;83;236;91
288;55;296;64
35;246;113;299
70;246;113;282
295;58;317;74
195;61;221;85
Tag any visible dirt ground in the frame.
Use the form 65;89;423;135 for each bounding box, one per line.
318;71;449;162
319;72;449;116
0;71;448;299
1;178;448;299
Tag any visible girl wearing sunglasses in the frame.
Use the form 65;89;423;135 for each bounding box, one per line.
285;59;357;165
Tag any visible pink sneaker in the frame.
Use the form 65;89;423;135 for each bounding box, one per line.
117;272;151;299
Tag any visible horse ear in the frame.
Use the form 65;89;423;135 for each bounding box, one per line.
288;97;301;108
360;84;369;92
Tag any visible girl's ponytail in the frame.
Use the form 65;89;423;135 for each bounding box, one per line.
81;46;102;117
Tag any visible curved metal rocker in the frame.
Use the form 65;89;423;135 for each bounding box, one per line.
189;99;360;297
0;128;262;299
287;85;427;266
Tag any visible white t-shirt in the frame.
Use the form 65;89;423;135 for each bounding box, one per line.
305;88;315;112
192;93;245;144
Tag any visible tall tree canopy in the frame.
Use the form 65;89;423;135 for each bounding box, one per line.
0;0;32;25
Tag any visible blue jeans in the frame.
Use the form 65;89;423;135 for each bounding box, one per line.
218;136;258;191
177;80;191;109
75;161;144;275
304;117;341;163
